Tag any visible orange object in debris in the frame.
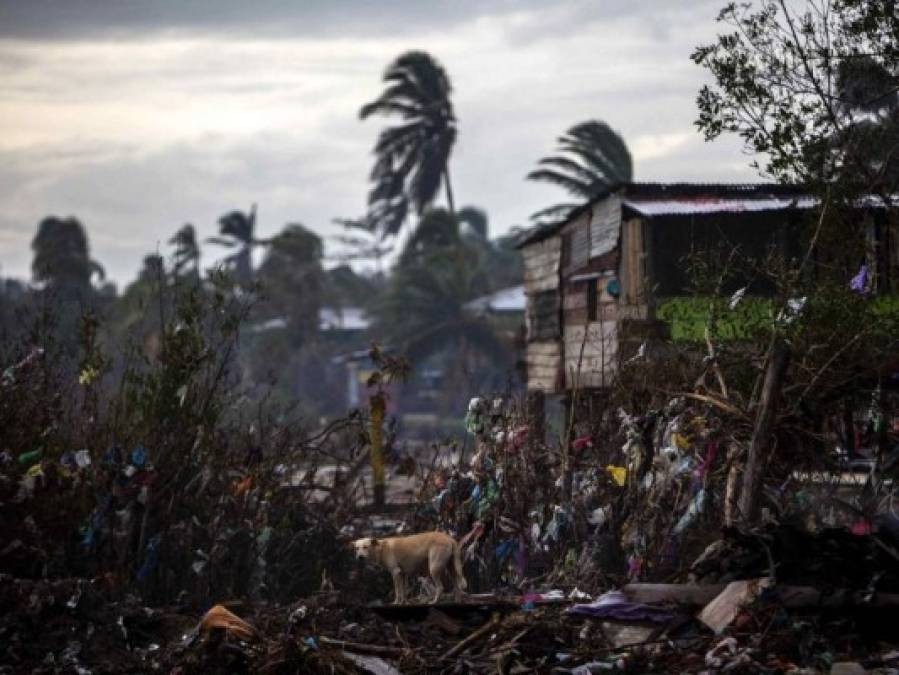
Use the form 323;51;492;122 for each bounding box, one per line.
199;604;258;642
232;475;253;497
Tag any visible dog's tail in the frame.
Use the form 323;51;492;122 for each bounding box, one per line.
453;541;468;591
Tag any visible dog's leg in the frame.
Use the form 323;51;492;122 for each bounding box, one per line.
428;562;444;604
391;568;403;605
452;541;467;601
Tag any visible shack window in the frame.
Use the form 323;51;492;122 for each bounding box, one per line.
528;289;560;340
587;280;598;322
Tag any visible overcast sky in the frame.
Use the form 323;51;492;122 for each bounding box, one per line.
0;0;757;285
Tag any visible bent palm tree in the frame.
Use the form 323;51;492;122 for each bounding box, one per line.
31;216;104;297
169;224;200;279
207;205;267;285
527;120;633;222
331;216;394;275
361;51;457;236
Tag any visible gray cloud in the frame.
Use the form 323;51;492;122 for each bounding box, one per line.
0;0;558;40
0;0;759;285
0;0;723;41
0;133;371;283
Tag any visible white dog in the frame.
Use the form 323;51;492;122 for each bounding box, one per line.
352;531;467;604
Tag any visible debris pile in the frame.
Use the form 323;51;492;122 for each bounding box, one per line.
2;342;898;672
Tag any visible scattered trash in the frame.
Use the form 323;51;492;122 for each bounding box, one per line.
343;652;401;675
698;577;773;634
198;604;259;643
567;590;676;623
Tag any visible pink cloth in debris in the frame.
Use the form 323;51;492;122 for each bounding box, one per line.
567;590;675;623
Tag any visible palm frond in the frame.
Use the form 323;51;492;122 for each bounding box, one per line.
536;156;605;191
206;236;239;248
529;203;580;222
526;168;593;194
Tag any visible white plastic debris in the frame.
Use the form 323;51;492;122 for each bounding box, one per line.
568;587;592;601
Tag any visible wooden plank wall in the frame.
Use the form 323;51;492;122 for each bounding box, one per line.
619;217;647;309
526;341;562;392
558;196;624;390
590;195;621;258
522;237;561;294
561;209;592;275
563;320;618;389
522;236;562;391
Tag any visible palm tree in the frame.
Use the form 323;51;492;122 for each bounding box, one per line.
31;216;104;297
257;224;326;344
373;210;499;362
207;205;267;285
527;120;633;222
361;51;457;236
374;247;503;366
398;208;464;268
331;216;395;276
168;224;200;279
457;206;488;239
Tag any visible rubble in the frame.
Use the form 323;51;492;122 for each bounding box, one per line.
2;350;898;673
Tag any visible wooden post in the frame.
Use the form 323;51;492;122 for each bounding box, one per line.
370;391;386;507
526;389;545;444
562;392;574;505
739;336;790;523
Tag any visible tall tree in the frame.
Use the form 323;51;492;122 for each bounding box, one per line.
332;216;395;276
361;51;458;237
374;209;501;366
458;206;488;239
688;0;899;523
527;120;633;222
169;224;200;280
31;216;104;298
256;223;325;345
692;0;899;200
207;205;266;285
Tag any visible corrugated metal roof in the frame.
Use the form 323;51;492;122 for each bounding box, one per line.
517;182;816;248
623;195;818;216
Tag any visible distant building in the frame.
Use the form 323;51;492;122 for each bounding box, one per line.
464;285;526;315
318;306;370;332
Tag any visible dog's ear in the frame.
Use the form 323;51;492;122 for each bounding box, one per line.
370;538;379;548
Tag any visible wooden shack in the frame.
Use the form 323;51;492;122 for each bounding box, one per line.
517;182;898;398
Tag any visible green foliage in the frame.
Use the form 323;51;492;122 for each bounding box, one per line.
0;269;357;604
31;216;104;296
326;264;382;309
458;206;488;238
255;223;325;346
373;209;507;372
658;293;899;344
693;1;899;197
657;296;775;342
